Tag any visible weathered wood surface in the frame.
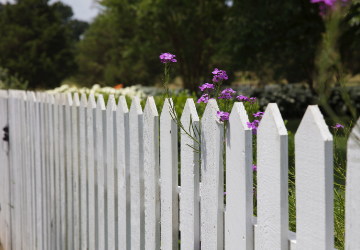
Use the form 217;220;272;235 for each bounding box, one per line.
257;103;288;250
345;117;360;250
160;98;179;250
129;97;145;250
295;105;333;250
143;97;160;250
116;96;130;250
225;102;253;250
200;99;224;250
96;94;106;250
180;98;200;250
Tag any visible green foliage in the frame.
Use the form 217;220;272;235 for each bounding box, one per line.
0;66;28;90
0;0;87;89
76;0;230;91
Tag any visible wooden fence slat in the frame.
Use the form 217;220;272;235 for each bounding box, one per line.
160;98;179;250
225;102;253;249
116;96;130;250
295;105;333;250
129;96;145;250
143;97;160;250
19;91;28;248
65;93;73;250
200;99;224;250
72;93;80;250
59;93;66;250
87;94;96;250
0;90;11;250
47;94;56;250
54;93;61;250
345;117;360;250
180;98;200;250
79;93;88;250
9;90;23;250
96;94;106;250
106;95;116;250
256;103;288;250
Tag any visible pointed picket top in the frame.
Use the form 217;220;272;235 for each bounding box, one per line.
87;94;96;109
73;93;80;108
201;98;224;250
160;98;175;120
55;93;61;105
97;94;106;111
80;93;87;108
225;102;253;250
295;105;333;250
143;96;160;250
116;95;130;250
257;103;288;250
346;117;360;250
66;93;73;107
129;96;145;250
107;94;116;112
180;98;200;250
296;105;332;141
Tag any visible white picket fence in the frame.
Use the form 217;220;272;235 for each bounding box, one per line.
0;89;359;250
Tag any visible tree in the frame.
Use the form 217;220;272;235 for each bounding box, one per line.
227;0;325;92
76;0;230;91
0;0;78;89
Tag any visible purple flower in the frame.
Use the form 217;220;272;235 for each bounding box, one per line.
252;164;257;172
199;83;215;91
247;120;260;135
253;112;264;119
197;94;212;104
311;0;348;16
212;68;228;82
250;97;257;105
218;88;236;99
237;95;250;102
331;123;344;129
159;52;177;63
217;111;230;122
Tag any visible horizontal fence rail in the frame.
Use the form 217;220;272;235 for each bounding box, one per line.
0;90;359;250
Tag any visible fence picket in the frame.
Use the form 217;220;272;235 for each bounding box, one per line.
116;96;130;250
96;94;106;250
160;98;179;250
180;98;200;250
0;90;11;250
200;99;224;250
345;117;360;250
143;97;160;250
256;103;288;250
225;102;253;249
129;96;145;250
65;93;74;250
59;93;66;249
54;93;61;250
87;94;96;250
106;95;116;250
295;105;333;250
80;93;88;250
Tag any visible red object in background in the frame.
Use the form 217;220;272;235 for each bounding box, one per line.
114;84;123;89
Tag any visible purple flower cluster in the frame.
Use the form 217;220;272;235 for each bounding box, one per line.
331;123;344;129
197;94;212;104
247;120;260;135
159;53;177;63
236;95;257;105
199;83;214;91
218;88;236;100
253;112;264;118
252;164;257;172
212;68;228;83
217;111;230;122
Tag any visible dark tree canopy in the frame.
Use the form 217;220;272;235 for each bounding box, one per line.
0;0;88;89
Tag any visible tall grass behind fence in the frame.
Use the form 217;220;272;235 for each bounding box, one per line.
0;89;359;250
